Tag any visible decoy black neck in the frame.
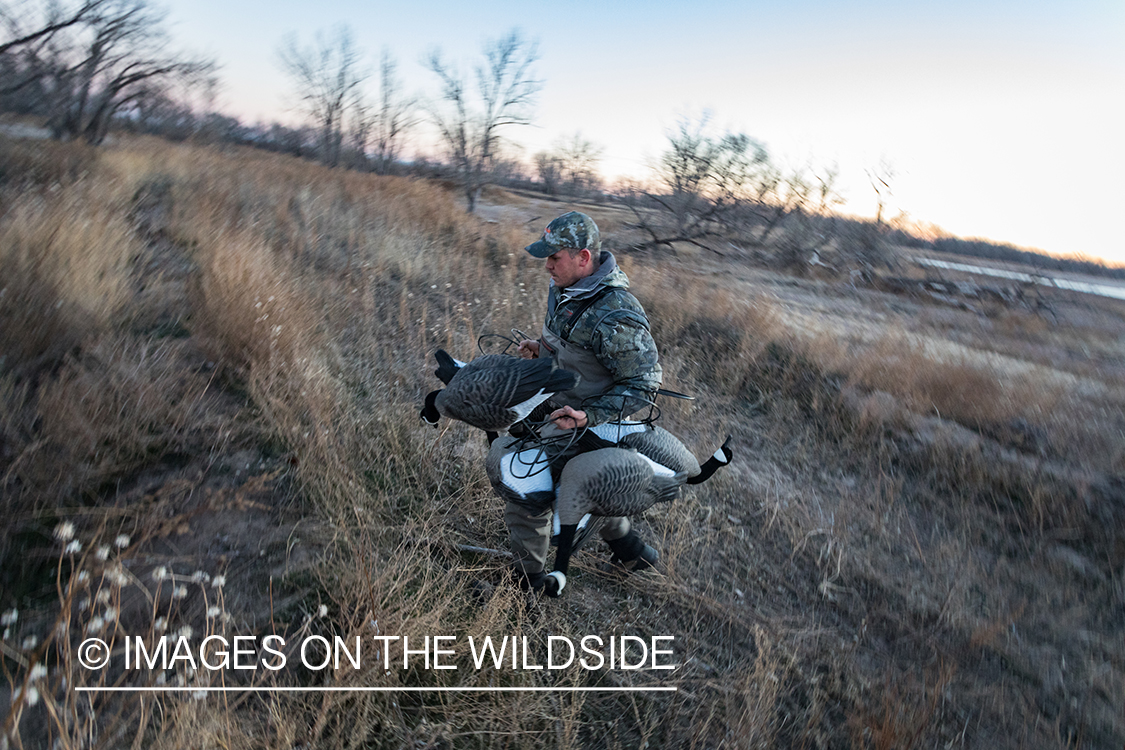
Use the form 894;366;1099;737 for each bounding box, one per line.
687;436;733;485
553;524;578;576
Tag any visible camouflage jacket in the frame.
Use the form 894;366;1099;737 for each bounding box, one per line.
543;251;663;425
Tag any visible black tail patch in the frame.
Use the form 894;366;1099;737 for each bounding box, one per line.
434;349;461;385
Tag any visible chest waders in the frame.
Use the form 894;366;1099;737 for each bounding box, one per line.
539;286;622;415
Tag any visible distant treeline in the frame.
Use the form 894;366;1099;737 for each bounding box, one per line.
107;109;1125;280
3;90;1121;278
928;237;1125;281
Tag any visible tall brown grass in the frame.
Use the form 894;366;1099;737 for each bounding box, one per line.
3;133;1122;748
0;188;135;376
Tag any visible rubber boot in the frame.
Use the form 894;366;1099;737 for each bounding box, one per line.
607;530;659;572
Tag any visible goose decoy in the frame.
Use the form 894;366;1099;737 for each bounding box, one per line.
486;424;712;529
576;424;732;485
421;350;579;436
545;446;688;596
539;428;734;597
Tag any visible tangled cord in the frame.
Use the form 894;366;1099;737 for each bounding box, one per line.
501;391;665;480
499;412;583;481
476;328;533;356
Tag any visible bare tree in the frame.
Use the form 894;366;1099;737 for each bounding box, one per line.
347;92;374;168
368;49;416;174
557;132;603;194
59;1;211;144
738;164;843;251
278;25;366;168
534;150;563;194
0;0;102;60
534;131;603;196
343;49;417;173
770;167;844;271
2;0;211;142
843;162;896;271
627;114;851;265
629;116;768;251
425;29;540;213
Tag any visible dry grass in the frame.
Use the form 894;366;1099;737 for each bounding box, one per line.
35;336;218;493
0;136;95;188
0;188;136;376
633;262;783;398
2;133;1122;749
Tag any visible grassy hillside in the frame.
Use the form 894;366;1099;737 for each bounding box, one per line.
2;133;1123;749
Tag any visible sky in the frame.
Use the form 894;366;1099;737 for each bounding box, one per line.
163;0;1125;264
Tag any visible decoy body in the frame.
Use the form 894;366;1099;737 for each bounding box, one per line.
576;423;732;485
421;350;578;435
543;427;733;596
480;420;734;597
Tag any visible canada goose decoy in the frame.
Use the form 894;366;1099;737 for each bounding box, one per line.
576;424;732;485
421;350;579;436
544;447;687;596
540;428;734;596
486;423;708;523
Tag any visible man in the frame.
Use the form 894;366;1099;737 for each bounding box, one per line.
502;210;663;592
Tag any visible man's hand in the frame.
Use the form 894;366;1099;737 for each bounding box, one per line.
550;405;587;431
516;339;540;359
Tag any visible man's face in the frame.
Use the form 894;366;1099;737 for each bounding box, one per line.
544;248;590;289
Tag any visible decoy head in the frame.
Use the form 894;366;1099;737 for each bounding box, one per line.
420;390;441;427
716;435;733;464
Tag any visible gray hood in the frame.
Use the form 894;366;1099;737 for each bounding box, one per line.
548;251;629;315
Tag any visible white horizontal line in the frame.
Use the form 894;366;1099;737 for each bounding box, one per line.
76;686;676;693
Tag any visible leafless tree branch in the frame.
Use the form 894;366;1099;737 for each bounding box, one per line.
277;25;366;168
425;29;540;213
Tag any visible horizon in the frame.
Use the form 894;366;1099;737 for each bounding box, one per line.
159;0;1124;265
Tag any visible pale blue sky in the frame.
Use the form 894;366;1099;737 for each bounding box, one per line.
164;0;1125;263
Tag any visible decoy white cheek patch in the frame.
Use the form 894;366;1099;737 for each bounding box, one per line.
713;447;729;462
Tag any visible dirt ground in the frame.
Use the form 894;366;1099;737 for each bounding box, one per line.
3;150;1122;747
478;190;1125;748
167;190;1125;747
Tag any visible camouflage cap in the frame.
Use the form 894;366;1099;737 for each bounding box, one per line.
524;211;601;258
